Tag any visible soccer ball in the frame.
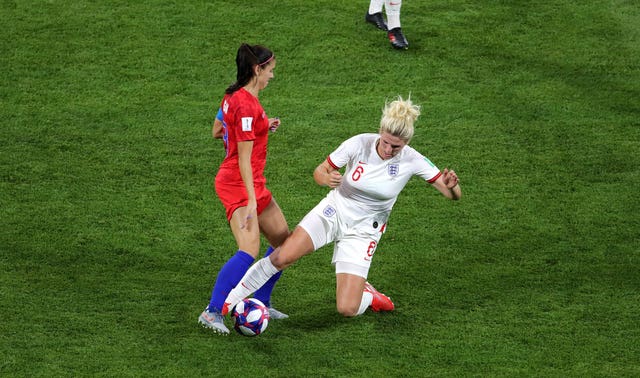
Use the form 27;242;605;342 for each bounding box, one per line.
232;298;270;336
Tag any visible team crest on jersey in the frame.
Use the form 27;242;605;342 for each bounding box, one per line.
323;205;336;217
387;163;399;177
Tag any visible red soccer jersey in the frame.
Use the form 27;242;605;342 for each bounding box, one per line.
217;88;270;185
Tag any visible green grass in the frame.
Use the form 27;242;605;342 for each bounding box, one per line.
2;0;639;376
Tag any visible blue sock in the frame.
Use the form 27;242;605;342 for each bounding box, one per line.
207;250;255;313
253;246;283;308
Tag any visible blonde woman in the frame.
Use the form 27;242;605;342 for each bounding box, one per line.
223;96;461;318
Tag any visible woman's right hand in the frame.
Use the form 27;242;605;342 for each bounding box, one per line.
239;199;258;230
326;170;343;188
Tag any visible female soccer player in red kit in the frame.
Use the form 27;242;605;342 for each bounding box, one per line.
199;43;289;335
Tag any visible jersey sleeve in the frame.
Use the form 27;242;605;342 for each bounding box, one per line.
410;149;441;183
230;101;256;142
327;135;361;169
215;107;223;122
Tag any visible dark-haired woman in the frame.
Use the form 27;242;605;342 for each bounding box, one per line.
199;43;289;335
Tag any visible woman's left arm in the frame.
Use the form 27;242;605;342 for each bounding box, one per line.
212;118;224;139
431;168;461;200
212;108;224;139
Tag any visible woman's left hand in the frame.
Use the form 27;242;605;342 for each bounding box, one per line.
442;168;459;189
268;117;281;132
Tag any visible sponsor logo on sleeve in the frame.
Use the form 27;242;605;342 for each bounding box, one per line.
242;117;253;131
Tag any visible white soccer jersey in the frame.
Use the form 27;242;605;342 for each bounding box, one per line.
327;133;441;224
297;133;442;276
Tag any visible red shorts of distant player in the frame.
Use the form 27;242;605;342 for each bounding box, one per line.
215;181;273;222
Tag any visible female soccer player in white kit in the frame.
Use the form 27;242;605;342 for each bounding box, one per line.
222;95;462;317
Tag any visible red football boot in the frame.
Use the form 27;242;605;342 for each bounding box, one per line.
364;282;395;312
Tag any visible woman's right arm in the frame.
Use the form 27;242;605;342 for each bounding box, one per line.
313;159;342;188
237;140;257;228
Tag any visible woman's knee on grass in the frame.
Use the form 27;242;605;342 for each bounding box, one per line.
336;298;361;317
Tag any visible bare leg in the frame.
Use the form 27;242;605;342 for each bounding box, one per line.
335;273;368;317
223;226;315;313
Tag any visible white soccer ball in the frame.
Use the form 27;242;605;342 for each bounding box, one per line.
232;298;270;336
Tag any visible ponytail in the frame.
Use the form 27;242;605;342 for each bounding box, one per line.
225;43;275;94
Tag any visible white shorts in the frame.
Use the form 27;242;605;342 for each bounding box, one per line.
298;196;386;279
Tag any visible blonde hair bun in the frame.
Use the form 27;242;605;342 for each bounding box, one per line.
379;95;421;143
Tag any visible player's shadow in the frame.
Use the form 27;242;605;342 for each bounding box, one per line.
275;307;342;332
269;305;400;336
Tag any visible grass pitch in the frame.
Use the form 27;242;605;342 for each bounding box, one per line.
2;1;639;376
